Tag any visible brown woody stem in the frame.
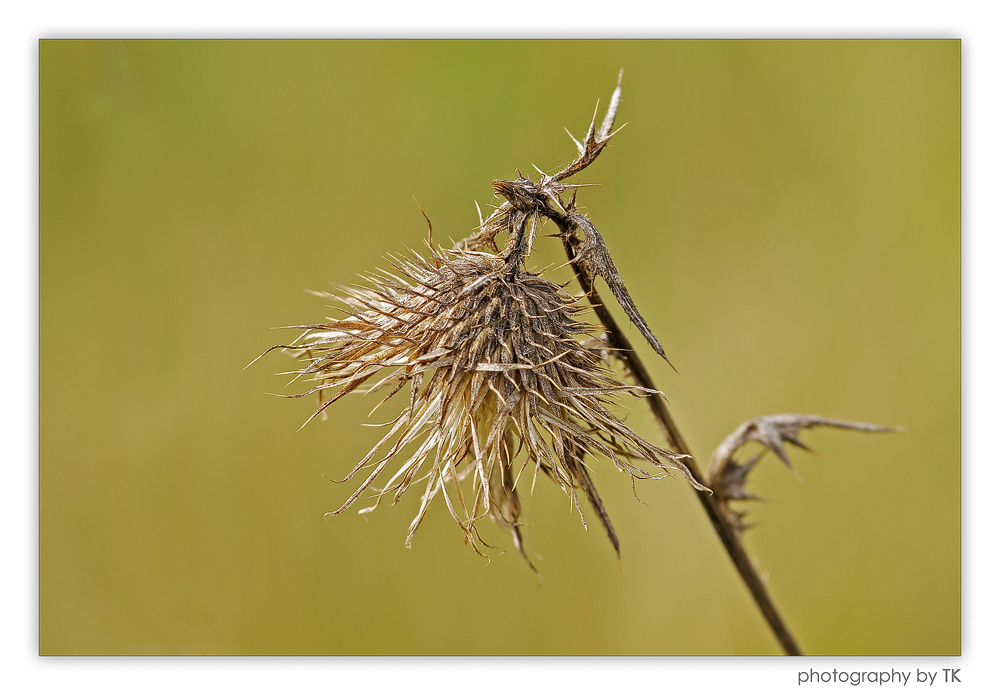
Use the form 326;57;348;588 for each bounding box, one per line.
560;229;803;657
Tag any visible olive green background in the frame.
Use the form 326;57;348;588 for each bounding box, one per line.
39;40;960;655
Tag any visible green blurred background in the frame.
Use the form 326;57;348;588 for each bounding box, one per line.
39;40;959;655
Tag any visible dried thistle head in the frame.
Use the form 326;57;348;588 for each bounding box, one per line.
272;242;696;567
263;73;702;568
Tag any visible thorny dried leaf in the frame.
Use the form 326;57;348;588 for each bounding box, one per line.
706;414;899;534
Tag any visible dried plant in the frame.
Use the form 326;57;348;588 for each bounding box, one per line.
260;71;897;654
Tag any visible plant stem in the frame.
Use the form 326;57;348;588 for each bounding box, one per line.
561;232;804;657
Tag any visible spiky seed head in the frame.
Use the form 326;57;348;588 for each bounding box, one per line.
274;244;697;565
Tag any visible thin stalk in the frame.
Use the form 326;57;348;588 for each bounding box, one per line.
462;72;802;654
561;231;803;657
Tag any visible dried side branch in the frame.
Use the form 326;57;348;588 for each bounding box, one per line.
706;414;900;534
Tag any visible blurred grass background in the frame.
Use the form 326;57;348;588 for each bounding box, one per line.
39;39;959;655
